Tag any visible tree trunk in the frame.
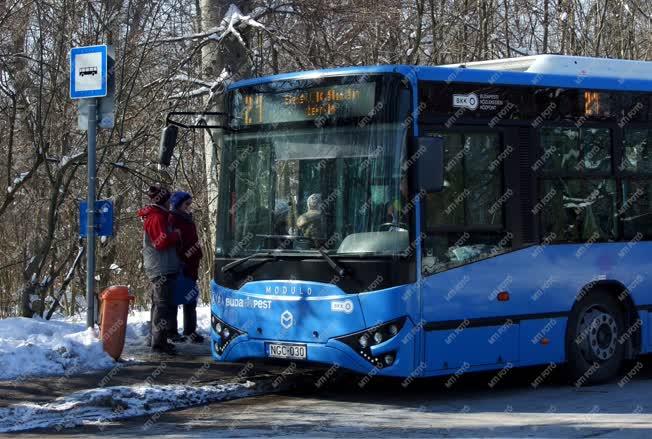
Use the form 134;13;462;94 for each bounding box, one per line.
200;0;254;295
542;0;549;53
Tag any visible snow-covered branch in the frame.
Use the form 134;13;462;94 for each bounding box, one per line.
143;74;213;91
150;4;265;46
168;70;232;101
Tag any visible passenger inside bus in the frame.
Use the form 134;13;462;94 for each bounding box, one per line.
297;193;323;239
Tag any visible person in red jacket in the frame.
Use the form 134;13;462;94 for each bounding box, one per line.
169;191;204;343
137;184;181;354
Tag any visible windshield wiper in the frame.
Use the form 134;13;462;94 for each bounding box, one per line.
222;249;346;277
221;251;276;274
318;248;347;277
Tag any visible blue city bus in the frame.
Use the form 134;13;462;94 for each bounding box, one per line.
164;55;652;385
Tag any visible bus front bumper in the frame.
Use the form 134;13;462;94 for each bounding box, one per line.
209;320;417;377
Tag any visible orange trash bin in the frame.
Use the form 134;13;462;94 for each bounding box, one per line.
100;285;134;360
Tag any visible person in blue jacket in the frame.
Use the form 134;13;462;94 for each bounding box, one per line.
168;191;205;343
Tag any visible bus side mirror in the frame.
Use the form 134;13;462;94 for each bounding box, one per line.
159;125;178;167
416;136;444;193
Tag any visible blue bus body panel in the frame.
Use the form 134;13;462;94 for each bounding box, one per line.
421;242;652;372
211;280;418;377
518;318;567;366
422;243;652;322
228;64;652;93
425;324;520;370
357;285;420;326
214;280;368;343
227;65;417;90
413;65;652;92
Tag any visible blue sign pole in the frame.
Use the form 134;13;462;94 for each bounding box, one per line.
70;44;110;329
86;98;97;329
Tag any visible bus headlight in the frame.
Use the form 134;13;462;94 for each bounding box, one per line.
211;313;244;355
335;317;406;367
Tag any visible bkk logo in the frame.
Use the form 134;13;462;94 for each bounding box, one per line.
331;300;354;314
452;93;479;111
280;310;294;329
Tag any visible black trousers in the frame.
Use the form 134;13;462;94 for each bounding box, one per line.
150;274;175;348
169;301;198;336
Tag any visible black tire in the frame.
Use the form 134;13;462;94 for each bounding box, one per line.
566;290;626;386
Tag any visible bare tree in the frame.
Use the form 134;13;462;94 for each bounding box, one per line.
1;0;651;318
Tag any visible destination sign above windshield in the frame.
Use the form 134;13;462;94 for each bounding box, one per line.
235;81;376;126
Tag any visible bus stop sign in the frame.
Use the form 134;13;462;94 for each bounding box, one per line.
70;45;107;99
70;44;112;328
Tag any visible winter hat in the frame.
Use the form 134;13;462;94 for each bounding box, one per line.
307;193;322;210
147;184;171;206
170;191;192;210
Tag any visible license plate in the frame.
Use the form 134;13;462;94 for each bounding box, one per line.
267;343;307;360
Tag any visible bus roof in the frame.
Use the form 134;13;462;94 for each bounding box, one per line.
442;54;652;79
227;55;652;93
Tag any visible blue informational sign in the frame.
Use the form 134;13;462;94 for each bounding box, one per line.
79;200;113;237
70;45;108;99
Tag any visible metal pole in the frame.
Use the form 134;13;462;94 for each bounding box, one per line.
86;98;97;328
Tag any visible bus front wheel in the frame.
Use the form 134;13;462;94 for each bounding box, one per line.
566;291;625;386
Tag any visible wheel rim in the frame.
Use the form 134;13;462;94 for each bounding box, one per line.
577;306;619;362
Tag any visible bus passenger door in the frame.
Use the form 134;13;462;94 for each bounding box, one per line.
418;126;523;372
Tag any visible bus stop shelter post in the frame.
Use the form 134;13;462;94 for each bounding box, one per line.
86;98;97;328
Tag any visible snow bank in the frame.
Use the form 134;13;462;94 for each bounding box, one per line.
0;317;115;381
0;305;212;382
0;381;255;433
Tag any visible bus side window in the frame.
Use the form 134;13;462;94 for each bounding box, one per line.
422;131;512;275
537;127;617;243
620;129;652;240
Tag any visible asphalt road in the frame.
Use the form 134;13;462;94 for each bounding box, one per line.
13;356;652;438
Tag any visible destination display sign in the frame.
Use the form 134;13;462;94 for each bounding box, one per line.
235;81;376;126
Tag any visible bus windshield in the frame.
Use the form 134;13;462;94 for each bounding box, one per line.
216;75;411;257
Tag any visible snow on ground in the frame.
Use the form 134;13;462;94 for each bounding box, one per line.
0;381;255;433
0;305;212;381
0;304;256;434
123;304;211;352
0;317;115;381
